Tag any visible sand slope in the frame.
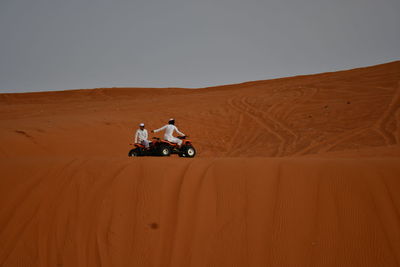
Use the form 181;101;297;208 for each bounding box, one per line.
1;157;400;267
0;61;399;158
1;61;400;266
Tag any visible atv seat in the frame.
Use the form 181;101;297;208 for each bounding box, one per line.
134;143;145;148
162;140;178;146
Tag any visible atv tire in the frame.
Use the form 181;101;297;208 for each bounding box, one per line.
159;145;171;157
128;149;139;157
183;145;196;158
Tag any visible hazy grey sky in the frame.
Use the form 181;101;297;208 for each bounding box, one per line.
0;0;399;93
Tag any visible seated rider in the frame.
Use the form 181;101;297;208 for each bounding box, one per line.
135;123;150;149
151;118;185;146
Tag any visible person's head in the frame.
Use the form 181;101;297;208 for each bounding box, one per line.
139;123;145;129
168;118;175;125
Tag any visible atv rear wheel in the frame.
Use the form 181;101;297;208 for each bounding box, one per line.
159;145;171;156
128;149;139;157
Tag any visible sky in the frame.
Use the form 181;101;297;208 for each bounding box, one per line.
0;0;399;93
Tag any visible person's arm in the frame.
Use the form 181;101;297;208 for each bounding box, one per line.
175;126;185;136
134;130;139;143
153;125;167;133
144;129;148;140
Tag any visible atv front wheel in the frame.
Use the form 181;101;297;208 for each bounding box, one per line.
183;146;196;158
159;145;171;156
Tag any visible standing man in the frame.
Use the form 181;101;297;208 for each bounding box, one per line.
135;123;150;148
151;118;185;146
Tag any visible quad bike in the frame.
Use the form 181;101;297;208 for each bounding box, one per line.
128;136;196;158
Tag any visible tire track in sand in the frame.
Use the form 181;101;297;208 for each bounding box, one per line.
225;103;245;156
241;96;299;153
280;87;319;121
287;84;380;156
395;107;400;144
227;96;283;157
374;83;400;145
293;127;369;156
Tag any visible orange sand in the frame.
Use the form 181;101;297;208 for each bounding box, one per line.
1;61;400;266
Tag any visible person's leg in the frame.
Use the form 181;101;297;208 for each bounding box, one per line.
141;140;150;148
169;137;182;146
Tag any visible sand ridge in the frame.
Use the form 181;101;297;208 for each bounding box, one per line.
1;157;400;266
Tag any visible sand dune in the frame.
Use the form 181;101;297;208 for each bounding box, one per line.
1;61;400;266
1;61;400;158
1;157;400;266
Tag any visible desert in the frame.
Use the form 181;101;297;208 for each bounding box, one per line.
1;61;400;266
